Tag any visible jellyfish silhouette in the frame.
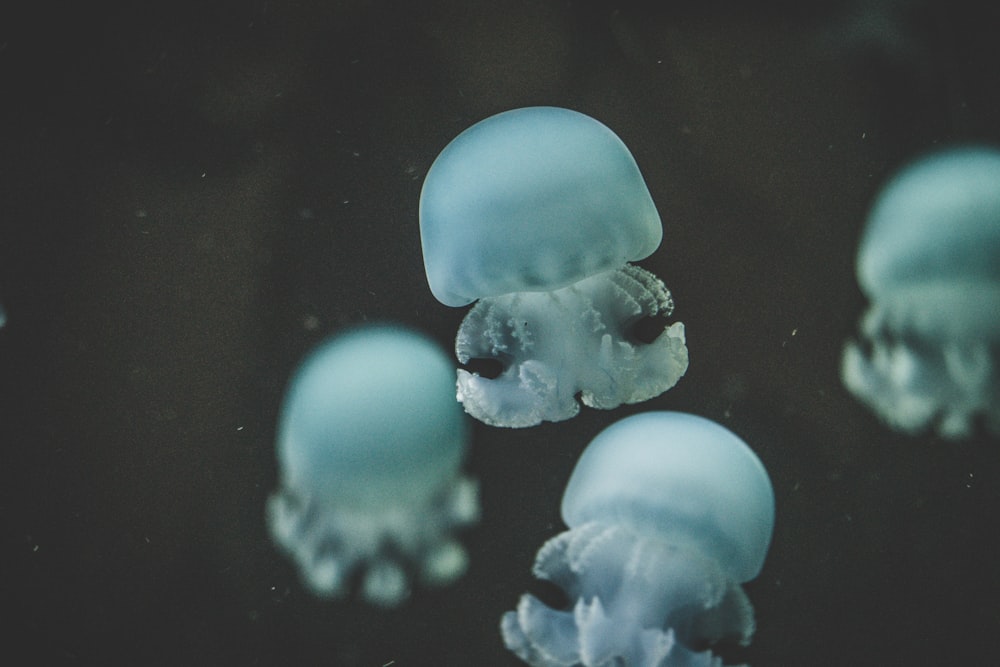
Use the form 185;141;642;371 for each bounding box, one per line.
266;325;479;606
420;107;689;428
842;146;1000;438
501;411;774;666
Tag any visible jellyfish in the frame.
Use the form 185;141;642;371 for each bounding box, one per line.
266;325;479;606
419;106;689;428
501;411;775;667
841;146;1000;438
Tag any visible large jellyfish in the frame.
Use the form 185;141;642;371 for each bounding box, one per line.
841;146;1000;438
501;412;774;667
419;107;689;428
266;325;479;606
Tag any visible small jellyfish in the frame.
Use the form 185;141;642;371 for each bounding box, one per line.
841;147;1000;438
420;107;689;428
501;412;774;667
266;325;479;606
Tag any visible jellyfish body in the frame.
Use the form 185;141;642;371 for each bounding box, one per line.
842;147;1000;438
420;107;688;428
266;325;479;606
501;412;775;666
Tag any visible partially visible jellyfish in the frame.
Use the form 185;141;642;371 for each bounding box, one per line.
842;147;1000;438
420;107;689;428
266;325;479;606
502;412;775;666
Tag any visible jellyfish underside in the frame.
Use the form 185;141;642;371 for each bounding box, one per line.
456;264;689;427
842;282;1000;438
501;522;754;667
267;475;478;606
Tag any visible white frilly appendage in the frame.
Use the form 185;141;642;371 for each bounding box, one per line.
266;475;479;606
501;522;755;667
842;299;999;439
455;264;689;427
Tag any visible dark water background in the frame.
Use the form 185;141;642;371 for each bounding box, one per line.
3;1;1000;664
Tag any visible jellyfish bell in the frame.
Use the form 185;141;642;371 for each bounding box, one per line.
501;411;775;667
842;146;1000;438
561;412;774;583
267;325;479;606
420;107;689;428
420;106;662;307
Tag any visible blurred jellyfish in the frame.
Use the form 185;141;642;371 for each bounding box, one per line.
420;107;688;428
842;147;1000;438
502;412;774;666
266;325;479;606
